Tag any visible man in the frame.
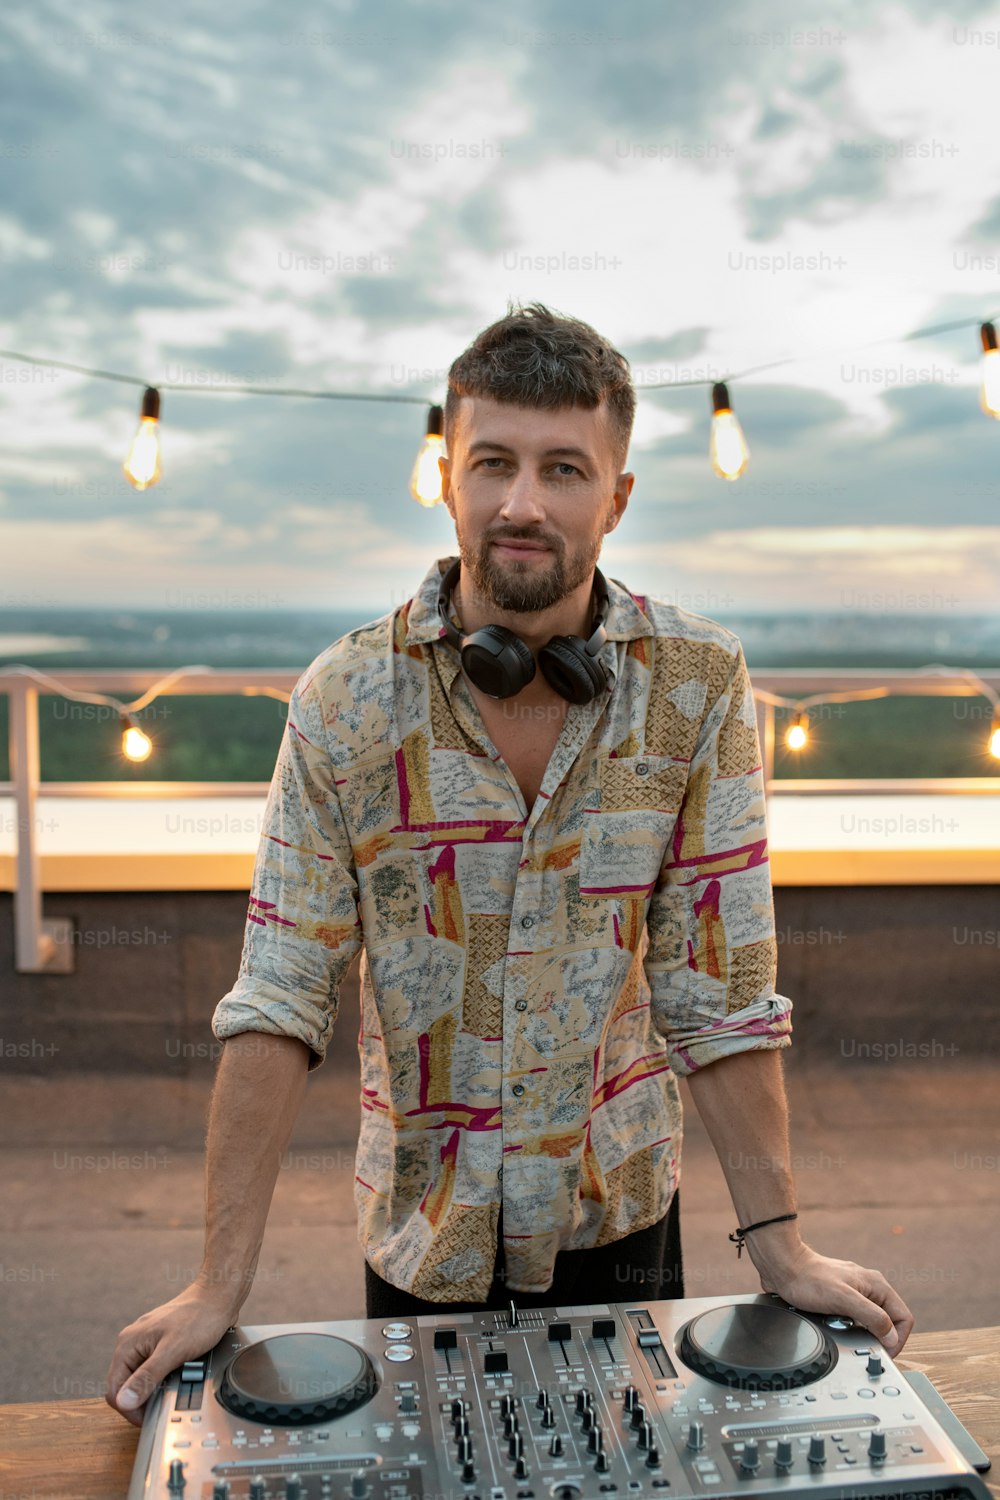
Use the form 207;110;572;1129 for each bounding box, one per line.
107;303;912;1426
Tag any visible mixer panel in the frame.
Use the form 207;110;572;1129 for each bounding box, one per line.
126;1293;991;1500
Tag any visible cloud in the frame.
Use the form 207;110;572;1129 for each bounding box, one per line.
603;523;1000;611
2;0;1000;612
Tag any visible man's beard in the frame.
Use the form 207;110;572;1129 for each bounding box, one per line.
457;527;603;615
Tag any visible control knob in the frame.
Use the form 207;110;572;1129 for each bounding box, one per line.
808;1436;827;1466
350;1475;368;1500
869;1430;888;1463
514;1456;529;1481
638;1419;654;1450
595;1450;611;1473
549;1434;564;1458
461;1460;476;1485
623;1385;640;1412
542;1405;556;1428
867;1354;884;1377
509;1431;524;1460
631;1401;647;1430
285;1477;302;1500
588;1426;604;1454
167;1459;186;1492
646;1444;661;1469
775;1439;794;1469
457;1436;472;1464
249;1480;265;1500
687;1420;705;1452
740;1440;760;1473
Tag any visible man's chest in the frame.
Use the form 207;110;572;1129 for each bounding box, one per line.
470;692;569;811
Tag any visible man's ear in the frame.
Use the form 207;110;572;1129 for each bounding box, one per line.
439;453;456;519
605;470;634;531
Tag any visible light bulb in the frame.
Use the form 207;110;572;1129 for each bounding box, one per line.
980;323;1000;419
122;716;153;761
709;382;749;480
785;713;808;752
124;386;162;490
410;403;445;506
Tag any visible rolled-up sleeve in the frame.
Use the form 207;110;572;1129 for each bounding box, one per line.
644;643;792;1075
212;669;362;1071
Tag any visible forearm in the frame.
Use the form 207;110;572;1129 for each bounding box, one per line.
685;1047;803;1273
199;1032;311;1314
685;1047;914;1347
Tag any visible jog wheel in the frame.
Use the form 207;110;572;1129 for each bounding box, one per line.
678;1302;837;1390
218;1333;379;1426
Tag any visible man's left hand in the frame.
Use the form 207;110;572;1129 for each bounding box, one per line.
754;1243;914;1353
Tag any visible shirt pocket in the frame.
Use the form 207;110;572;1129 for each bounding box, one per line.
579;753;688;898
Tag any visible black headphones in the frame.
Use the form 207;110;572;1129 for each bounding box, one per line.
436;557;614;703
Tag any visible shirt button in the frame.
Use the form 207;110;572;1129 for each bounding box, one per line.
512;1084;525;1097
520;915;534;929
515;999;527;1011
636;762;649;776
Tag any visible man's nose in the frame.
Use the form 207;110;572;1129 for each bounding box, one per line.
498;469;547;526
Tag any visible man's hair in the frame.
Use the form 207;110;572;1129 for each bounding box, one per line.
444;301;636;474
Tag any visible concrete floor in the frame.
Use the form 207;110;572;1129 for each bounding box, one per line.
3;1056;999;1407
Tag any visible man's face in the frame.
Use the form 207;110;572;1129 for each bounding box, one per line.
440;394;632;614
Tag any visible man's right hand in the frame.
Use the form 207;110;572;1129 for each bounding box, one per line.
105;1281;240;1427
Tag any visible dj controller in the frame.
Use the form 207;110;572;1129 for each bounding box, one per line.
127;1292;992;1500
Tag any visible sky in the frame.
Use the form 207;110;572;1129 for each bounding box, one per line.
1;0;1000;617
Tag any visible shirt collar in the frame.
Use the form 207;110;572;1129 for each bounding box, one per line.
402;554;656;649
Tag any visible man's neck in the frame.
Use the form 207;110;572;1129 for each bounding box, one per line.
453;569;597;655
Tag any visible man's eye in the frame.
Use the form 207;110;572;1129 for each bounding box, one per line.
479;457;506;468
553;463;580;476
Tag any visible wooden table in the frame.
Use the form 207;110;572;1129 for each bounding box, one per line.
2;1326;997;1500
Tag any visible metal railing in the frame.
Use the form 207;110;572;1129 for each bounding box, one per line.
3;666;1000;973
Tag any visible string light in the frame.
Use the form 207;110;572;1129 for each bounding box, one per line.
410;403;445;506
123;386;162;490
990;709;1000;760
980;322;1000;419
4;664;291;768
784;712;809;752
709;381;750;480
121;715;153;761
6;664;999;768
2;304;998;496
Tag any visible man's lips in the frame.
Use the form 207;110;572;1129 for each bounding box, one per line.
491;539;550;553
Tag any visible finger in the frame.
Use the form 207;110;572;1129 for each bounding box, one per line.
855;1271;915;1353
836;1277;913;1353
106;1331;155;1411
110;1332;179;1422
110;1390;147;1429
112;1346;173;1421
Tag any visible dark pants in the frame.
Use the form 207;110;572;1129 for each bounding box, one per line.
364;1192;683;1318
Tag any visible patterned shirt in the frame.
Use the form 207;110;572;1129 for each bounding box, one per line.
212;554;792;1300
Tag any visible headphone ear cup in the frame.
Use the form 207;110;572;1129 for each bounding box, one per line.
538;637;607;705
461;625;536;699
